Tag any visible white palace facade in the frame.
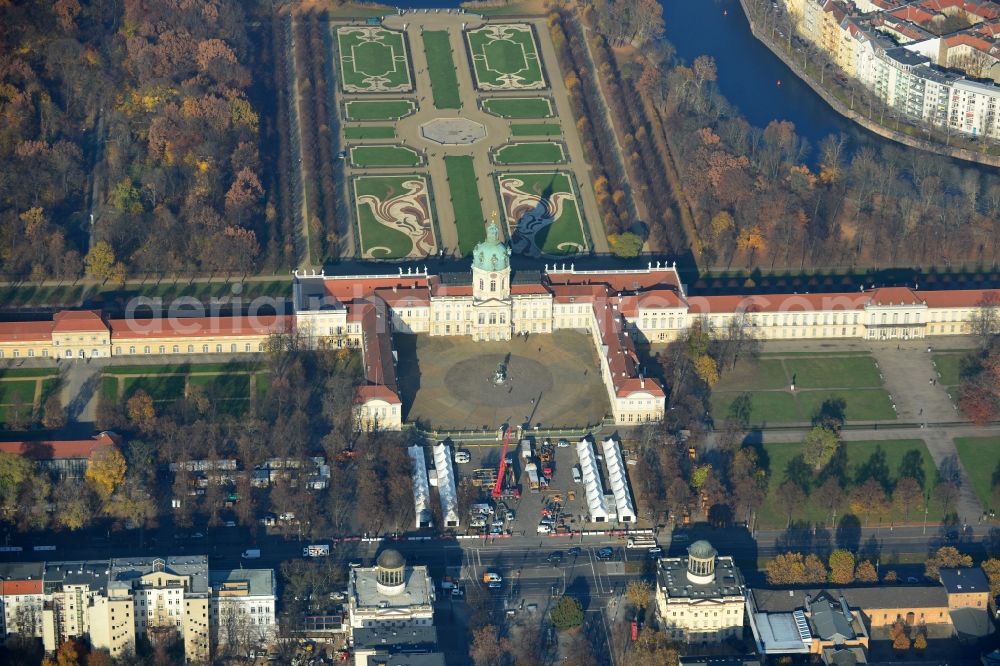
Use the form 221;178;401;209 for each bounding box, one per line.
0;223;997;432
292;224;1000;432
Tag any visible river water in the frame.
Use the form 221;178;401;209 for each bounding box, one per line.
661;0;880;162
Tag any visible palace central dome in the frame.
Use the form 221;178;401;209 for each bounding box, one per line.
473;222;510;272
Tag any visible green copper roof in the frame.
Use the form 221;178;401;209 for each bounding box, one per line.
472;222;510;272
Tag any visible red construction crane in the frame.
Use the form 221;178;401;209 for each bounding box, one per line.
491;425;513;499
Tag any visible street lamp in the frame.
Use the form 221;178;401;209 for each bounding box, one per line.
923;493;930;535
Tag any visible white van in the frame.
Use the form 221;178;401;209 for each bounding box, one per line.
537;523;552;534
572;465;582;483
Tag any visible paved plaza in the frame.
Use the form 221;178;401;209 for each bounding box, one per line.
396;330;610;430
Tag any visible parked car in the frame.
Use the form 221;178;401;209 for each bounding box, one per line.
568;547;582;557
547;551;563;565
648;546;663;558
572;465;582;483
557;438;570;448
536;523;552;534
454;451;471;464
597;547;614;561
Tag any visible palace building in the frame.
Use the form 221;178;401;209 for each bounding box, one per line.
1;223;999;432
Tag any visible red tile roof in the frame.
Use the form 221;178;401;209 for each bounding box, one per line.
354;384;401;405
890;5;937;25
917;288;1000;308
864;287;924;306
429;283;473;297
109;315;290;339
324;276;428;302
688;293;868;314
0;431;119;460
0;321;55;343
545;267;681;293
510;284;550;296
351;298;401;407
0;580;42;595
52;310;108;333
372;287;431;307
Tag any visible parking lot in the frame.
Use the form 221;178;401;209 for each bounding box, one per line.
449;433;643;539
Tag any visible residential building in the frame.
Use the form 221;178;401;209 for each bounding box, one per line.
654;541;746;644
109;556;210;663
780;0;1000;140
208;568;277;650
1;557;279;661
0;562;45;638
42;560;134;659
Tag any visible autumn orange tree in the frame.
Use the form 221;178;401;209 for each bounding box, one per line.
828;549;855;585
924;546;972;580
85;446;127;499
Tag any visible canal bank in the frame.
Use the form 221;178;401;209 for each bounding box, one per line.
736;0;1000;168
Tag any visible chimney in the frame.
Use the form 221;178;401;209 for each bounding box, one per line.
393;285;398;293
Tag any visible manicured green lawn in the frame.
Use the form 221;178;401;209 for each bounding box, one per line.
483;97;553;118
711;388;895;424
422;31;461;109
711;391;799;423
933;352;974;386
350;145;422;167
101;376;119;402
0;284;85;307
713;359;789;392
757;438;941;528
188;373;251;400
353;174;436;258
122;375;186;401
510;123;561;137
497;171;586;255
336;26;412;93
783;356;882;389
465;24;545;90
105;362;260;375
0;368;58;379
954;437;1000;510
344;99;415;121
444;156;486;256
0;380;39;404
494;142;564;165
711;354;892;424
105;368;265;416
345;126;396;140
796;389;895;421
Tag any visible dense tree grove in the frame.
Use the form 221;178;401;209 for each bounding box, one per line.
956;305;1000;424
571;0;1000;270
0;340;416;541
0;0;280;280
